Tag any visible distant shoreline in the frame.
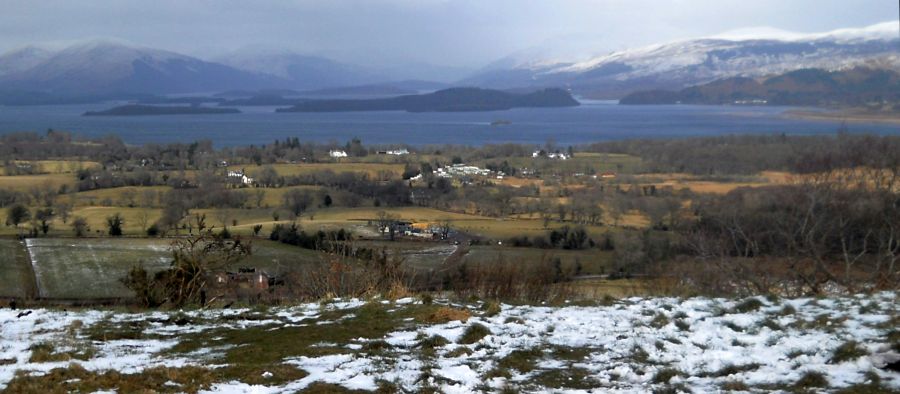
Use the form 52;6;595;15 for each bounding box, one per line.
784;109;900;125
83;105;241;117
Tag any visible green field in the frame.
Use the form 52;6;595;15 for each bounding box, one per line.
0;238;34;298
23;238;324;299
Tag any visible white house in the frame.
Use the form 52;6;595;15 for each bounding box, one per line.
533;150;569;160
329;150;349;158
227;170;254;185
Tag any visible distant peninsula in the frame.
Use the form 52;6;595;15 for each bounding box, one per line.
275;87;580;113
84;105;241;116
619;67;900;107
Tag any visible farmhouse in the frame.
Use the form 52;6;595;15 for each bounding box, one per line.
213;268;271;290
329;150;349;158
227;169;254;185
532;150;570;160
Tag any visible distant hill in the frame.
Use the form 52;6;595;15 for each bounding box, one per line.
84;105;240;116
214;48;384;90
0;40;285;95
295;80;450;98
619;67;900;107
274;87;579;113
213;89;303;98
219;95;306;106
138;96;228;105
463;21;900;99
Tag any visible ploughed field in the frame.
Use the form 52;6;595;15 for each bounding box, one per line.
0;293;897;393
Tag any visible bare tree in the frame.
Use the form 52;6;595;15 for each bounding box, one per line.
215;209;233;230
253;188;266;208
119;188;137;207
122;234;251;307
137;209;152;233
72;217;89;237
140;189;157;208
53;199;73;224
283;189;313;219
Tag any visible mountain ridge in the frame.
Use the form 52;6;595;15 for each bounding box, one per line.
618;67;900;107
464;21;900;99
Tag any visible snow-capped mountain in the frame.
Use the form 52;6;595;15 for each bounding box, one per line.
463;21;900;98
215;47;384;90
0;46;53;76
0;39;286;94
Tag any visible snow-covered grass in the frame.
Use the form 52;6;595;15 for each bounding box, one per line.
1;293;897;393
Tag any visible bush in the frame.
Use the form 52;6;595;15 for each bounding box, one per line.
106;213;124;236
829;341;868;364
734;298;764;313
652;368;681;384
794;371;829;390
458;323;491;344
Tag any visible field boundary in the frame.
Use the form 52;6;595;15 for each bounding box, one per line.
21;239;40;299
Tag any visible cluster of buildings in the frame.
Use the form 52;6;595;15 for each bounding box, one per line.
435;163;495;178
376;148;410;155
532;150;570;160
733;99;768;105
379;221;449;239
329;148;410;158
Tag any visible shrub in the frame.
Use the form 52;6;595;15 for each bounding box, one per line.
106;213;124;236
458;323;491;344
734;298;764;313
652;368;681;384
422;307;470;324
829;341;868;364
794;371;829;390
650;313;670;328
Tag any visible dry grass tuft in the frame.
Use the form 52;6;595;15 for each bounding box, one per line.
421;307;471;324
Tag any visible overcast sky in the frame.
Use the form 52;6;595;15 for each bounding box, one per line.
1;0;897;70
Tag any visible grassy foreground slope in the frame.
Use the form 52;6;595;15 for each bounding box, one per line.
0;293;896;393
